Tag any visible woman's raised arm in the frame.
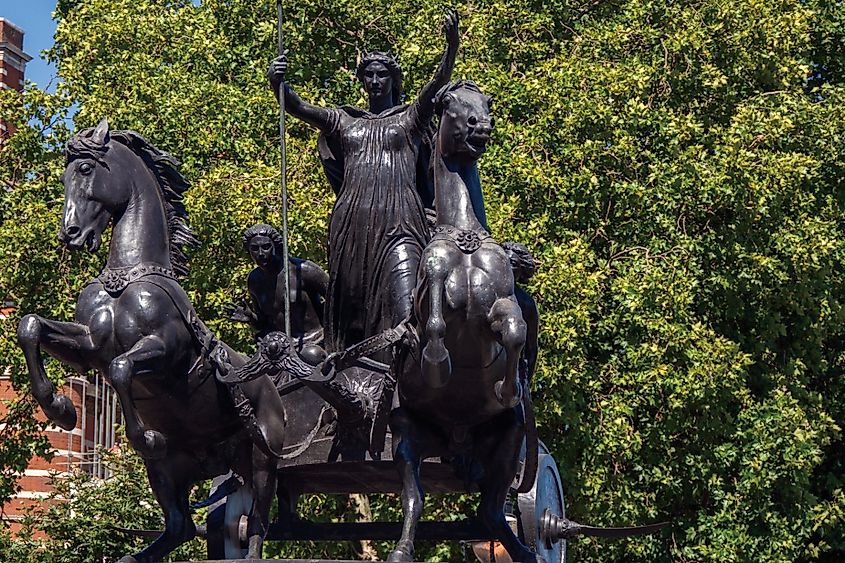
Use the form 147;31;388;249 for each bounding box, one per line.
411;11;460;125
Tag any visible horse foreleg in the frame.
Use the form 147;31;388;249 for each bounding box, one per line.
119;457;196;563
489;297;526;408
109;335;168;459
475;411;538;563
245;447;278;559
388;408;427;562
421;252;452;387
17;314;99;430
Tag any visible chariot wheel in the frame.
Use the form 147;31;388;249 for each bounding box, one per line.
516;442;566;563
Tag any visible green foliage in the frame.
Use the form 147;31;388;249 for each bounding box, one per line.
2;0;845;561
0;440;207;562
0;84;76;510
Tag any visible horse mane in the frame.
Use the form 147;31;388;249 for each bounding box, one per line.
432;80;484;118
66;127;201;277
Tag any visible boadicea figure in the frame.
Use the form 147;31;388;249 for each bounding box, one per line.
389;81;533;562
268;11;459;355
16;120;285;562
318;51;435;210
231;223;328;365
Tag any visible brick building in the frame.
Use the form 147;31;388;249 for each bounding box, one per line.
1;373;121;534
0;19;121;535
0;17;32;138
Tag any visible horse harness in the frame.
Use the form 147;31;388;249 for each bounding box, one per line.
89;263;279;457
89;263;215;358
431;224;495;254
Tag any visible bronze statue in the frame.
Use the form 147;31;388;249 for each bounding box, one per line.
268;11;460;355
13;11;672;561
17;120;285;562
231;223;328;365
315;51;432;210
388;81;534;562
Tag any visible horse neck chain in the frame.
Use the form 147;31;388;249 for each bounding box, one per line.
432;224;494;254
97;262;176;294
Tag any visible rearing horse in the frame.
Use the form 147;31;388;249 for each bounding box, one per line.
389;81;534;562
17;119;285;562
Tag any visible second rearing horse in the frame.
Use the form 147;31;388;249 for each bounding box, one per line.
389;81;534;562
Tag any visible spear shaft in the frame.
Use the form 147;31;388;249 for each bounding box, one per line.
277;0;291;339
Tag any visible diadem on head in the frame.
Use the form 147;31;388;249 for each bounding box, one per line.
356;51;404;106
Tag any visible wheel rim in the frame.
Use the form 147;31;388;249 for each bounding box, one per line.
517;445;566;563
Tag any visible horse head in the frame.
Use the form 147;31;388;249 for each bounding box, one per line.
58;118;198;276
433;80;494;160
59;118;131;252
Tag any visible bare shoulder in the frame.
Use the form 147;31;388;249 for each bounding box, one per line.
297;258;329;282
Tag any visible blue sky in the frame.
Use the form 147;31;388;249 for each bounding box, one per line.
2;1;203;91
1;1;59;90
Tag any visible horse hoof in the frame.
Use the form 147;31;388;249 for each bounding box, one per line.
387;542;414;562
494;380;521;408
246;534;263;559
45;395;77;430
421;342;451;388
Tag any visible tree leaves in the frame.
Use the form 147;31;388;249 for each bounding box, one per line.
2;0;845;560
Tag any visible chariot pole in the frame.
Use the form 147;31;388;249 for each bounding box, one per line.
277;0;292;339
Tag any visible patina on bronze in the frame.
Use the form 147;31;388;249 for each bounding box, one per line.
386;80;534;562
17;120;285;562
230;223;328;365
268;11;460;357
17;11;675;563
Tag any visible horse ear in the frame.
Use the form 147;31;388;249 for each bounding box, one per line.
434;94;452;117
433;82;454;115
92;117;110;145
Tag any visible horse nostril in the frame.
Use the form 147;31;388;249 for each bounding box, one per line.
65;225;81;238
468;115;478;126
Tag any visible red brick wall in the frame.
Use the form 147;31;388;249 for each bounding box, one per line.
0;18;32;140
0;19;51;536
0;19;24;49
1;376;120;536
1;378;73;535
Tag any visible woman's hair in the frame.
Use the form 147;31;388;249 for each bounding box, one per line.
501;241;537;282
356;51;403;107
243;223;284;256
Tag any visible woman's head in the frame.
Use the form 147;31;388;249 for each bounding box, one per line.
356;51;403;108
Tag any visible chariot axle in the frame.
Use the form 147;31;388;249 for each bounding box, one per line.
540;509;669;545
